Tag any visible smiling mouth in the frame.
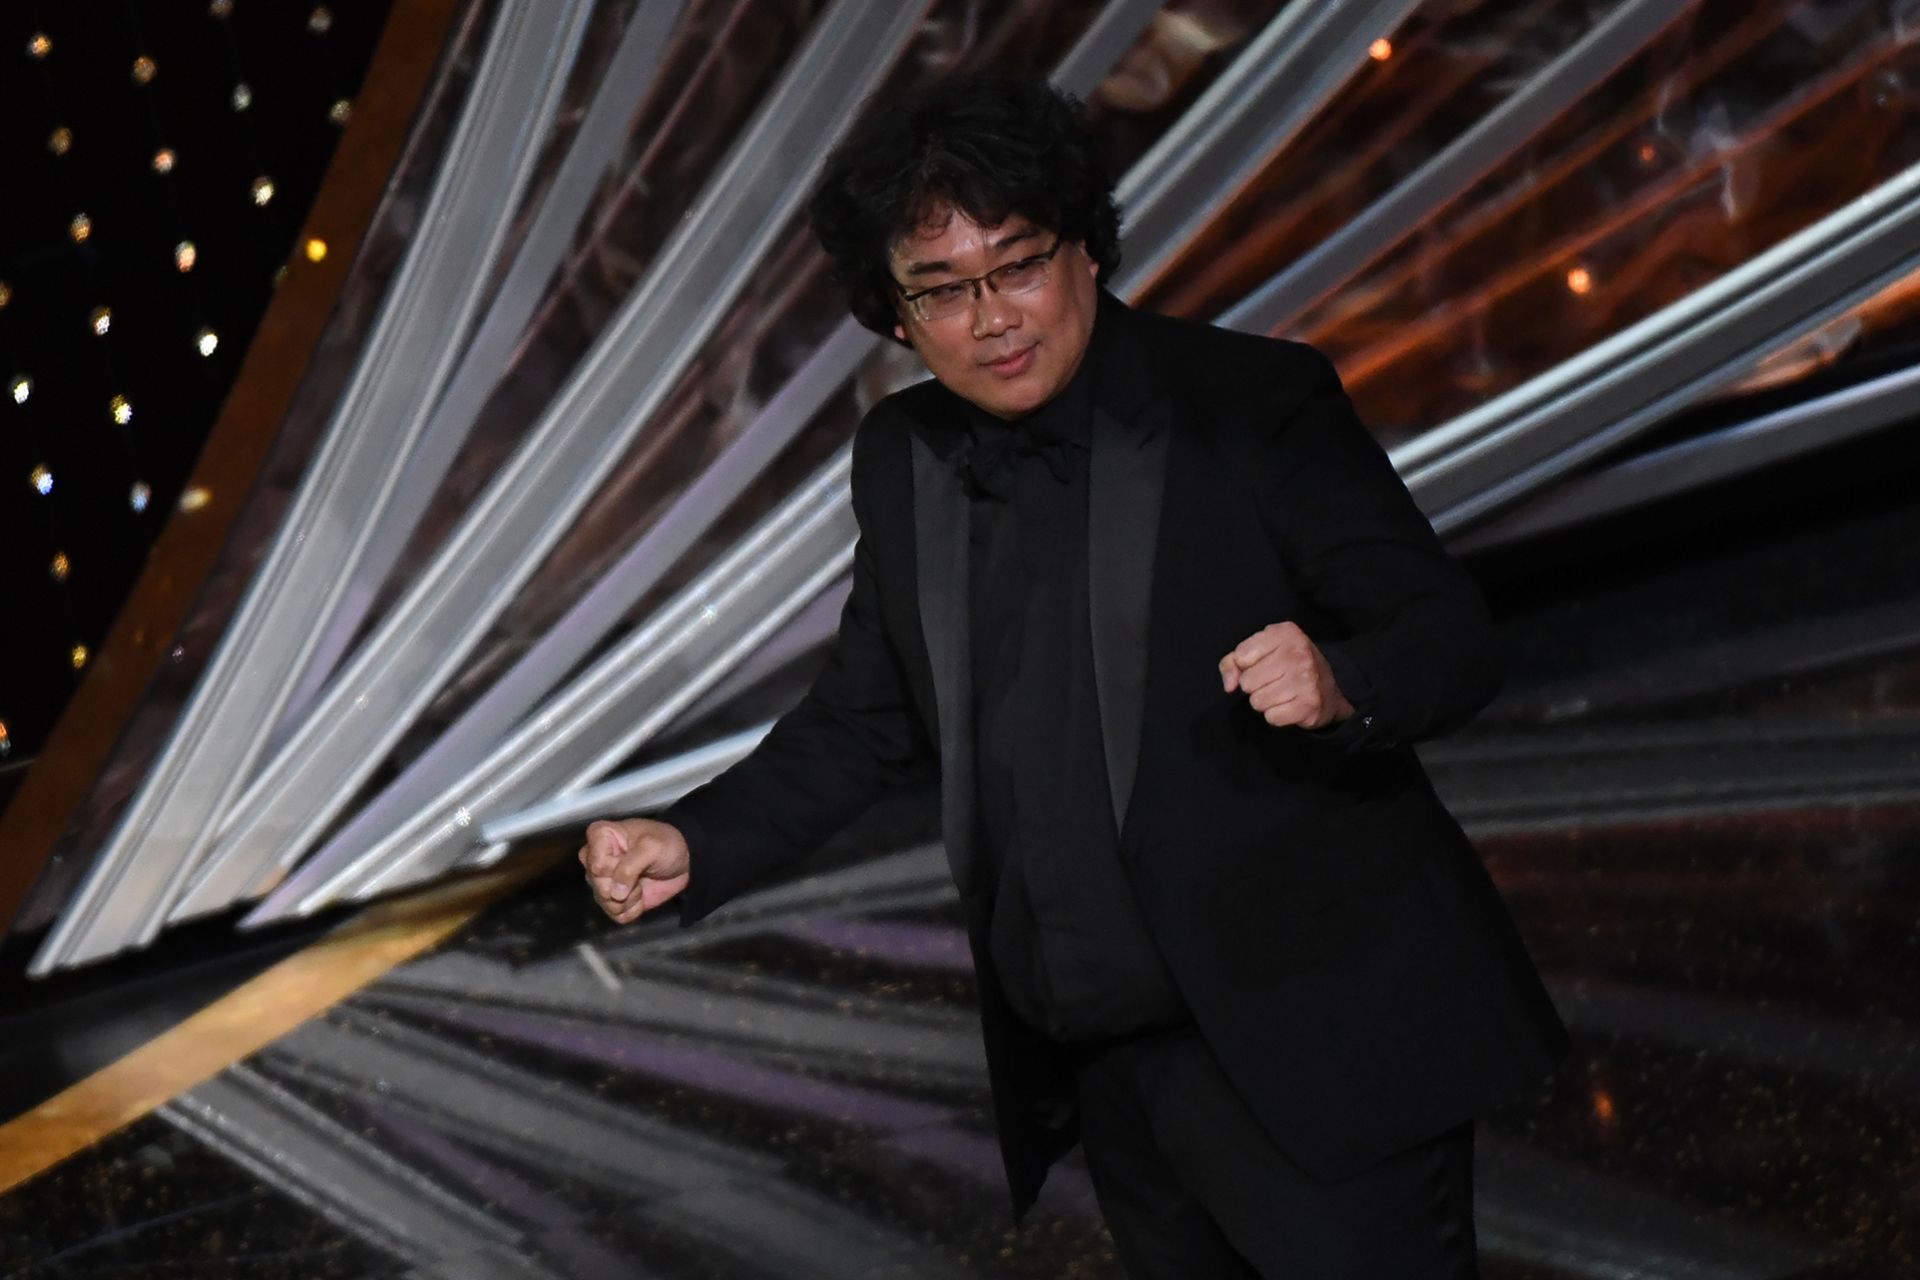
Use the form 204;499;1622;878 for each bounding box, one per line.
983;344;1036;373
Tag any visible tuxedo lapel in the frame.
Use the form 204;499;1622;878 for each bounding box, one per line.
1088;392;1170;841
909;431;977;894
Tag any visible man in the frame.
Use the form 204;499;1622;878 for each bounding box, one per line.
581;75;1567;1277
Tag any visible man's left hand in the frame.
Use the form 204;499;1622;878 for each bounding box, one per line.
1219;621;1355;730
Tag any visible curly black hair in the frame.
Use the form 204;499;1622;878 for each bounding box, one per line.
807;73;1122;343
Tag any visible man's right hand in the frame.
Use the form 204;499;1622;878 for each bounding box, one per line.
579;818;690;925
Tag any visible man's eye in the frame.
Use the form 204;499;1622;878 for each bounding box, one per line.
926;283;969;303
995;259;1045;286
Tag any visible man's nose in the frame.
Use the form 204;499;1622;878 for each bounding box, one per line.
970;283;1019;338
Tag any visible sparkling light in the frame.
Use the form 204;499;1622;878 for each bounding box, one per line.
231;83;252;112
304;237;327;262
195;328;219;356
48;127;72;156
210;0;233;15
28;33;51;59
50;552;69;582
175;241;197;272
153;147;177;174
130;481;151;512
9;375;29;404
70;213;92;243
132;56;157;85
251;176;275;206
179;486;211;511
1369;38;1393;61
1566;266;1595;296
90;307;112;336
110;395;132;425
71;645;89;670
30;465;53;495
308;6;334;33
329;98;352;125
0;281;10;308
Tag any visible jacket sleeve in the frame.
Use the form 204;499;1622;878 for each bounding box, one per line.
655;419;939;923
1259;345;1504;754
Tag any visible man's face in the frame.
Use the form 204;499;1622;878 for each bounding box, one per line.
888;207;1101;421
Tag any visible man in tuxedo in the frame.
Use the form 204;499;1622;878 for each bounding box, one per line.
581;75;1566;1277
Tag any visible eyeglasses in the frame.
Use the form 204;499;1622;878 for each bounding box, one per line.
892;236;1065;323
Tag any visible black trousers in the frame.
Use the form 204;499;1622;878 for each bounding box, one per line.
1068;1023;1479;1279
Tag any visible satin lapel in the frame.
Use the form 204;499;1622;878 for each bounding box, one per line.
910;434;976;895
1088;394;1170;841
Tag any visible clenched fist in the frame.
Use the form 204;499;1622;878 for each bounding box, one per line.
1219;620;1354;730
579;817;690;924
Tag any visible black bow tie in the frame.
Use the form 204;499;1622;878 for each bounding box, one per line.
953;423;1077;500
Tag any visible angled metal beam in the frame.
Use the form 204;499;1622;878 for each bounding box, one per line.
269;0;692;752
1450;359;1920;550
32;0;594;975
163;1066;557;1280
1397;159;1920;531
478;722;774;846
166;0;933;928
1112;0;1424;295
1220;0;1697;335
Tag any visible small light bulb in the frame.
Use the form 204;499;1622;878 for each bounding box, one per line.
70;213;92;243
71;645;89;670
1369;38;1393;61
196;328;219;356
48;127;72;156
110;395;132;425
231;83;252;112
329;98;352;125
31;466;53;495
1567;266;1594;296
308;6;333;33
175;241;197;272
132;56;157;85
304;237;327;262
251;176;275;206
0;281;10;308
179;486;211;511
50;552;70;581
90;307;112;336
130;481;151;512
210;0;233;16
28;33;51;59
9;375;30;404
153;147;177;174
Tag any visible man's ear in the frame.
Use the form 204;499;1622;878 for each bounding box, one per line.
893;322;910;345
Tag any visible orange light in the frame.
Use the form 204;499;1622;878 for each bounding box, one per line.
304;237;327;262
1592;1088;1617;1124
1369;38;1393;61
1566;266;1594;295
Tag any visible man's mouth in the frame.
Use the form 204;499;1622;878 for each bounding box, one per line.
982;344;1037;376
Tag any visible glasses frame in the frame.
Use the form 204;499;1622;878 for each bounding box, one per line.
891;235;1066;322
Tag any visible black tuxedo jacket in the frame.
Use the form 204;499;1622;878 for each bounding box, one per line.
662;292;1568;1220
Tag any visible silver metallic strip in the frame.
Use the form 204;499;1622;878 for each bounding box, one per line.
32;0;592;975
1451;360;1920;551
480;722;774;845
1403;159;1920;531
1112;0;1423;295
1219;0;1693;335
163;1066;556;1280
1049;0;1166;97
269;0;692;750
174;0;932;925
